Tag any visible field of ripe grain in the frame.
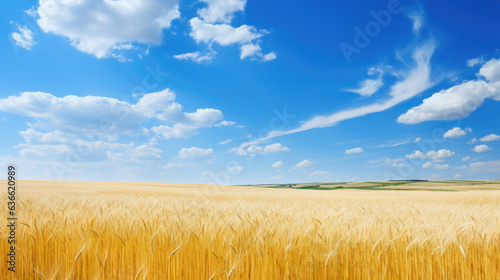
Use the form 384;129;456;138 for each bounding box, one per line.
2;180;500;279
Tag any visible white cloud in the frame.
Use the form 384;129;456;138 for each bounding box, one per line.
247;143;290;155
467;138;479;144
479;58;500;82
295;159;312;169
345;67;385;97
346;78;383;97
163;163;181;169
239;43;275;61
219;139;232;145
443;127;469;138
272;160;283;168
262;52;277;61
11;25;36;50
20;128;68;143
467;56;484;67
197;0;246;24
173;51;216;63
179;147;214;158
454;173;462;179
0;91;144;134
426;149;455;162
19;144;73;159
472;144;492;153
406;150;426;159
234;42;436;151
227;165;243;174
434;164;449;170
214;120;236;127
0;89;223;139
455;165;468;170
405;149;455;162
182;108;223;127
462;156;471;161
481;134;500;142
392;162;407;167
262;143;290;153
345;147;364;154
151;124;198;139
415;137;422;142
25;6;37;17
470;162;486;169
398;58;500;124
37;0;180;59
407;9;424;34
240;43;261;59
422;162;433;168
189;17;263;46
188;13;275;62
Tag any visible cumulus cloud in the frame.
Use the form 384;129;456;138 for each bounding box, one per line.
422;162;433;168
462;156;471;161
151;124;198;139
11;25;35;50
405;149;455;162
415;137;422;142
443;127;470;138
262;52;277;61
189;17;263;46
345;147;364;154
0;89;224;139
472;144;492;153
173;51;216;64
197;0;246;24
240;43;261;59
479;58;500;82
178;147;214;158
398;58;500;124
247;143;290;155
36;0;180;59
480;134;500;142
20;128;68;143
227;164;243;174
187;0;275;62
272;160;283;168
238;43;276;61
0;91;144;134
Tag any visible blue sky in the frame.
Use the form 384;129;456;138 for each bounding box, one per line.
1;0;500;184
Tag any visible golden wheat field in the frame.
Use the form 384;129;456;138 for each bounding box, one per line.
1;180;500;279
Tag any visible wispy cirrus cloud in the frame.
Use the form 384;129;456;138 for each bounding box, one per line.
233;41;436;153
